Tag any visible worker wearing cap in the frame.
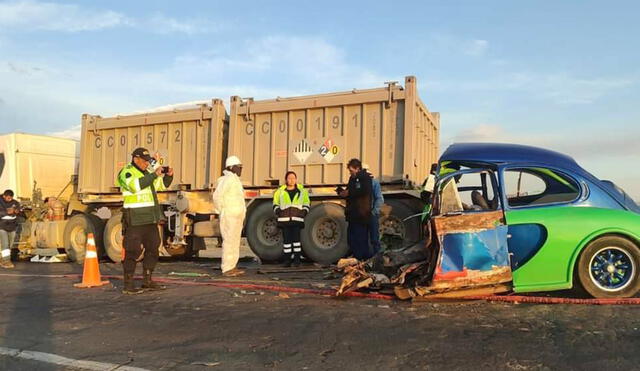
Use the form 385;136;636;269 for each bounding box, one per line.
212;156;246;276
116;147;173;294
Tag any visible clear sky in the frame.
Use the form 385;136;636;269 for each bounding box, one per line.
0;0;638;199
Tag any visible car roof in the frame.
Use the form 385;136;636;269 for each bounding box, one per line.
440;143;582;171
440;142;638;213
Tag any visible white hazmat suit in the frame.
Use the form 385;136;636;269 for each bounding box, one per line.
212;167;246;273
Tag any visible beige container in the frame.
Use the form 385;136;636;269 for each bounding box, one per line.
0;133;79;199
78;100;228;194
228;76;439;187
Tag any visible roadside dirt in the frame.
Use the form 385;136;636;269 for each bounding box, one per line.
1;261;640;370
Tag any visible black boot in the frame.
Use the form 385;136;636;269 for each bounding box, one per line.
282;254;292;267
292;253;301;267
122;273;144;295
142;269;166;291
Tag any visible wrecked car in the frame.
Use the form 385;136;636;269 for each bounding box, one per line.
339;143;640;299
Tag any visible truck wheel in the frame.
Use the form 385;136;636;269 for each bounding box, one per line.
63;214;105;264
576;236;640;298
380;199;421;246
104;212;123;263
245;202;283;261
301;203;349;264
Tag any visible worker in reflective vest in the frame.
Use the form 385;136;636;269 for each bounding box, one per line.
273;171;310;267
116;147;173;294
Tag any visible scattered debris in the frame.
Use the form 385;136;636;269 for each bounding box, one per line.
168;272;211;277
336;258;358;269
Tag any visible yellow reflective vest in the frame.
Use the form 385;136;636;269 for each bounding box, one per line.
116;163;171;226
273;184;310;225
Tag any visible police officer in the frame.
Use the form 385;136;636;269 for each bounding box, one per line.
117;148;173;294
273;171;310;267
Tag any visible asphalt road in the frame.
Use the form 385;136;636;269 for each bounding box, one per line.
1;260;640;370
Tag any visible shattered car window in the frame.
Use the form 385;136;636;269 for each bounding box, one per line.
436;171;500;215
439;178;464;214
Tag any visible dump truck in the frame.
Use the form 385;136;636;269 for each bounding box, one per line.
33;76;440;264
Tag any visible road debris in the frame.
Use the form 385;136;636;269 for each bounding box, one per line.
168;272;211;277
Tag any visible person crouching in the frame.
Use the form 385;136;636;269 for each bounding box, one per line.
273;171;310;267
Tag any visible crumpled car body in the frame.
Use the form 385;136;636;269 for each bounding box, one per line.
339;143;640;299
425;143;640;298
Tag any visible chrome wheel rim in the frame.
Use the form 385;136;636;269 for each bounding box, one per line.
589;246;634;292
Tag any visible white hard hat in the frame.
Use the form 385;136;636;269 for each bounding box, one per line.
225;155;242;168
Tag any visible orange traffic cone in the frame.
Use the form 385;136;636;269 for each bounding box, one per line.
74;233;109;288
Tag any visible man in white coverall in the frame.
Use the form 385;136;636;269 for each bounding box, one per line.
212;156;246;277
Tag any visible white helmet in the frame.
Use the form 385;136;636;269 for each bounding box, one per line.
225;155;242;168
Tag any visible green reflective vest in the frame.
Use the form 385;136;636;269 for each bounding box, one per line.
116;164;168;226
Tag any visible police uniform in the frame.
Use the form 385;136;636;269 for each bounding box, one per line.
117;148;172;293
273;183;310;266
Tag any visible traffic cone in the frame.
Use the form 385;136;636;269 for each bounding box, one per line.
74;233;109;288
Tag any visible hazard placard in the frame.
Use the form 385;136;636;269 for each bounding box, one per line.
289;136;344;165
318;139;339;163
293;139;313;164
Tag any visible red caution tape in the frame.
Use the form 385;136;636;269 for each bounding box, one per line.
3;273;639;304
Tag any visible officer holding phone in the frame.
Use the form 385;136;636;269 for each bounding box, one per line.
116;147;173;294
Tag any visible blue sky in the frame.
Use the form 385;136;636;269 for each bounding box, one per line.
0;0;638;199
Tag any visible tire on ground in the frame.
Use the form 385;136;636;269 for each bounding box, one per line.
104;212;123;263
576;235;640;298
245;201;283;261
379;199;421;247
300;202;349;264
63;213;105;264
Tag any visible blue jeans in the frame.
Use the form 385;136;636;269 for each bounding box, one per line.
348;222;370;260
0;230;16;259
369;214;381;255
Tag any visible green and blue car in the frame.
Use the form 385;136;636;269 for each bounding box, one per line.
428;143;640;298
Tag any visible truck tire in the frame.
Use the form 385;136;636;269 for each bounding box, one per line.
104;212;123;263
380;199;421;247
576;236;640;298
63;214;105;264
245;202;283;261
301;203;349;264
